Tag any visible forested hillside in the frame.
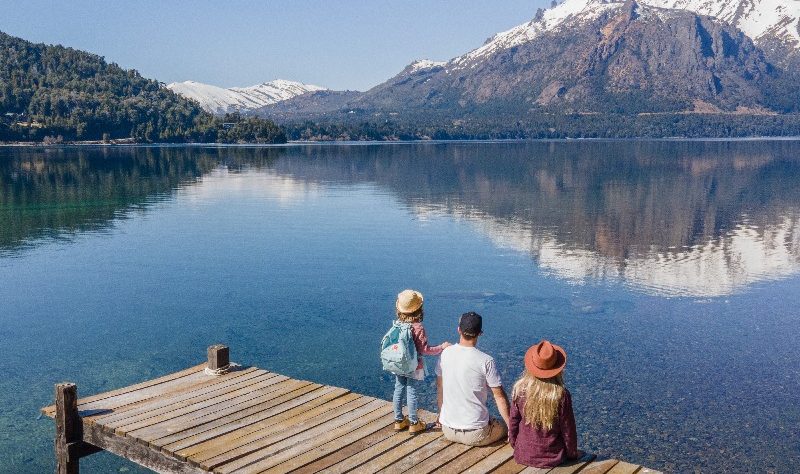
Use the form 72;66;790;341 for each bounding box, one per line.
0;32;286;143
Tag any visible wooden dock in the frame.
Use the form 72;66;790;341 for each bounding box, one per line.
42;345;660;474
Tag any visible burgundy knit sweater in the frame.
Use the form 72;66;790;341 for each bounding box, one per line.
508;389;579;468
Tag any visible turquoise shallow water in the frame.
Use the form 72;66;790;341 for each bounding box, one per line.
1;142;799;472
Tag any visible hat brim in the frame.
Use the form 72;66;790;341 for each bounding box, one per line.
396;300;423;314
524;344;567;379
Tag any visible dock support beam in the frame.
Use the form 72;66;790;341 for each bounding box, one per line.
55;383;79;474
207;344;230;372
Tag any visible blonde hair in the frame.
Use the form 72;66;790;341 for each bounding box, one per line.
397;307;424;323
511;371;565;430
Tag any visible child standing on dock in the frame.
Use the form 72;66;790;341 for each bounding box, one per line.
390;289;451;434
508;340;580;468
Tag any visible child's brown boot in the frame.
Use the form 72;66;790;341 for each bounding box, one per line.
409;420;427;435
393;416;410;431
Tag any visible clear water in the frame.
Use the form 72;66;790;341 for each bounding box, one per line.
1;142;799;473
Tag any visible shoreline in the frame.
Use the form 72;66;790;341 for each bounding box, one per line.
3;135;800;148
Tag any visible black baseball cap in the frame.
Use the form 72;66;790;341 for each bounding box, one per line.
459;312;483;337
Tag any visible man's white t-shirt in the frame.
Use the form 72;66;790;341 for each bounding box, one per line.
435;344;502;430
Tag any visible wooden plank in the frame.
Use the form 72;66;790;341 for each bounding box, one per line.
91;369;267;428
260;416;396;474
170;384;344;459
544;455;597;474
369;431;449;473
131;380;317;444
157;385;340;453
189;393;367;466
636;468;662;474
230;404;395;473
430;443;505;473
579;459;621;474
77;368;249;417
211;398;389;472
289;424;401;474
520;466;553;474
606;461;642;474
109;374;288;434
315;429;420;474
394;441;473;473
462;444;516;473
42;363;207;417
493;457;530;474
91;368;266;424
81;422;206;474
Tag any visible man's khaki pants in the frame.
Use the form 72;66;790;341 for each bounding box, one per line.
442;418;507;446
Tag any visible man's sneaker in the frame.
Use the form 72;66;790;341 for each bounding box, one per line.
393;416;410;431
409;420;427;435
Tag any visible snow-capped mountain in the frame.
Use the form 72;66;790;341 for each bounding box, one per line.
260;0;800;122
167;79;325;115
453;0;800;68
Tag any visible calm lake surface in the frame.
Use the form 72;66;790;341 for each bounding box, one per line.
1;142;799;473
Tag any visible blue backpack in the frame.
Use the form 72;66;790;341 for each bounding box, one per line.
380;321;418;376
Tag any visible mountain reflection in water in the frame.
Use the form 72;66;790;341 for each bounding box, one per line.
3;140;800;297
267;141;800;297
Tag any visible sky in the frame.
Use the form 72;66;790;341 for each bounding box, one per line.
1;0;552;91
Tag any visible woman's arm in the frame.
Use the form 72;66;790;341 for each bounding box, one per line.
559;390;579;459
508;396;521;447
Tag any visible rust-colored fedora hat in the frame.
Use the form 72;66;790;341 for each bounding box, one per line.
524;340;567;379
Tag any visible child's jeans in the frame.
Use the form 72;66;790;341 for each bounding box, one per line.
393;375;419;423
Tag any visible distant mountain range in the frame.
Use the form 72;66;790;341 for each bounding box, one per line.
5;0;800;140
246;0;800;125
166;80;325;115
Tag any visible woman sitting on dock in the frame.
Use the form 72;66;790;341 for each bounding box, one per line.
508;340;579;468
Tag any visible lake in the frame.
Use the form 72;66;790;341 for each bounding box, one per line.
1;141;799;473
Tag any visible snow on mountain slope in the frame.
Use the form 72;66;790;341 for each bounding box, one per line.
167;80;325;115
407;59;446;73
649;0;800;45
450;0;800;68
453;0;620;66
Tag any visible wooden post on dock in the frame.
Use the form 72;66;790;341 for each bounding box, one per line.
207;344;229;371
55;382;79;474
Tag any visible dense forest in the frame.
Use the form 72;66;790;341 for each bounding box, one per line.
283;112;800;141
0;32;286;143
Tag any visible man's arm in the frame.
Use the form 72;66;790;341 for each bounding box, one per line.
437;376;443;415
490;385;511;428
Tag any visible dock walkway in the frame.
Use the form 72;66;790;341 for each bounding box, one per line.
42;345;660;474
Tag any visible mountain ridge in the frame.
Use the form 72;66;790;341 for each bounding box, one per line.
257;0;800;128
449;0;800;68
167;79;325;115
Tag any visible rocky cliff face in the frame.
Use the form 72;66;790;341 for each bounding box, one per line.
353;1;783;114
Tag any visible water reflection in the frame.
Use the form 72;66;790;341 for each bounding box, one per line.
3;141;800;296
266;141;800;297
0;147;280;252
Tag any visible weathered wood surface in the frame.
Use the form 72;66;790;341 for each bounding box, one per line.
55;383;79;474
43;361;661;474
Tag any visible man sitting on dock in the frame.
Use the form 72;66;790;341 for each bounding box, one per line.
436;312;510;446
